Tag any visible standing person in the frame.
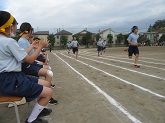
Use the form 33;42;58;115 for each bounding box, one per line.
127;26;141;68
71;37;79;59
66;41;71;54
97;38;103;56
0;11;53;123
102;40;107;53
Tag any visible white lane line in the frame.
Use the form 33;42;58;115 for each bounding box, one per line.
140;53;165;56
106;55;165;66
53;52;142;123
78;54;165;81
140;57;165;62
83;51;165;65
60;52;165;99
80;53;165;71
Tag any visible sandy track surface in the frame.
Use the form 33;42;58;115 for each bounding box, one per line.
0;47;165;123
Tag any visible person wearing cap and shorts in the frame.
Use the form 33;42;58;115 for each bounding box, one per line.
127;26;141;68
71;37;79;59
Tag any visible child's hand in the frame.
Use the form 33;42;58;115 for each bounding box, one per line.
138;43;142;46
133;43;138;46
39;38;49;48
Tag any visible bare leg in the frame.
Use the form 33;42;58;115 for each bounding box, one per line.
38;79;51;87
134;54;139;65
75;51;78;59
38;68;52;84
38;87;53;106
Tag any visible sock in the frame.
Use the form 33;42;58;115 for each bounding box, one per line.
27;103;45;123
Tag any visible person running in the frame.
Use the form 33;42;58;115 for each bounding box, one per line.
71;37;79;59
66;41;71;54
97;38;103;56
18;22;57;105
127;26;141;68
0;11;53;123
102;40;107;53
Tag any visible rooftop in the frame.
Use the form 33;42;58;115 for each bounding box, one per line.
33;31;49;35
55;30;72;35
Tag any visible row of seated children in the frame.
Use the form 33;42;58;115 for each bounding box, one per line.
0;11;56;123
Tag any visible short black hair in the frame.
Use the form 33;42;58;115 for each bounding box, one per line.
20;22;33;33
132;26;138;32
0;11;11;27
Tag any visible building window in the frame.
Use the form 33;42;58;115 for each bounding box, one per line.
57;42;59;44
57;36;60;39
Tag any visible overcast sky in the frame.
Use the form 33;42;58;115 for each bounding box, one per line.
0;0;165;33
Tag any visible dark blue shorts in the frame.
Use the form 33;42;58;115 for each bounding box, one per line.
97;46;102;51
128;45;139;56
72;47;78;54
32;61;44;68
22;63;42;77
0;72;43;102
37;55;46;63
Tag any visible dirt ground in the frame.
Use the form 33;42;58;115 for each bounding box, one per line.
0;46;165;123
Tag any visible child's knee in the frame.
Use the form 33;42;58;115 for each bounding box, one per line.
47;70;53;77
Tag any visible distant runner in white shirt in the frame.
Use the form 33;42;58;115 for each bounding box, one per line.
70;37;79;59
102;40;107;53
97;38;103;56
66;41;71;54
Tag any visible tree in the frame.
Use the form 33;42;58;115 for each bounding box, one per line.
148;19;165;32
96;34;101;41
138;34;151;46
147;24;152;32
159;34;165;43
82;32;92;48
47;34;55;48
107;34;113;46
123;34;129;46
116;33;124;44
72;34;79;42
60;35;68;47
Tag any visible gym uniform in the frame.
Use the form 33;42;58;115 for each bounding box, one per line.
97;41;103;51
102;41;107;50
67;43;71;49
71;40;78;54
18;37;42;77
0;34;43;102
127;33;139;56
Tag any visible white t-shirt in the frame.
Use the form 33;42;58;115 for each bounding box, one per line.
18;37;34;55
127;33;139;45
0;34;27;73
71;40;78;47
102;42;107;47
97;41;103;46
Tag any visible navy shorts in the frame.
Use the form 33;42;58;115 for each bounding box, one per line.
97;46;102;51
22;63;42;77
128;45;139;56
0;72;43;102
72;47;78;54
32;61;44;68
37;55;46;63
